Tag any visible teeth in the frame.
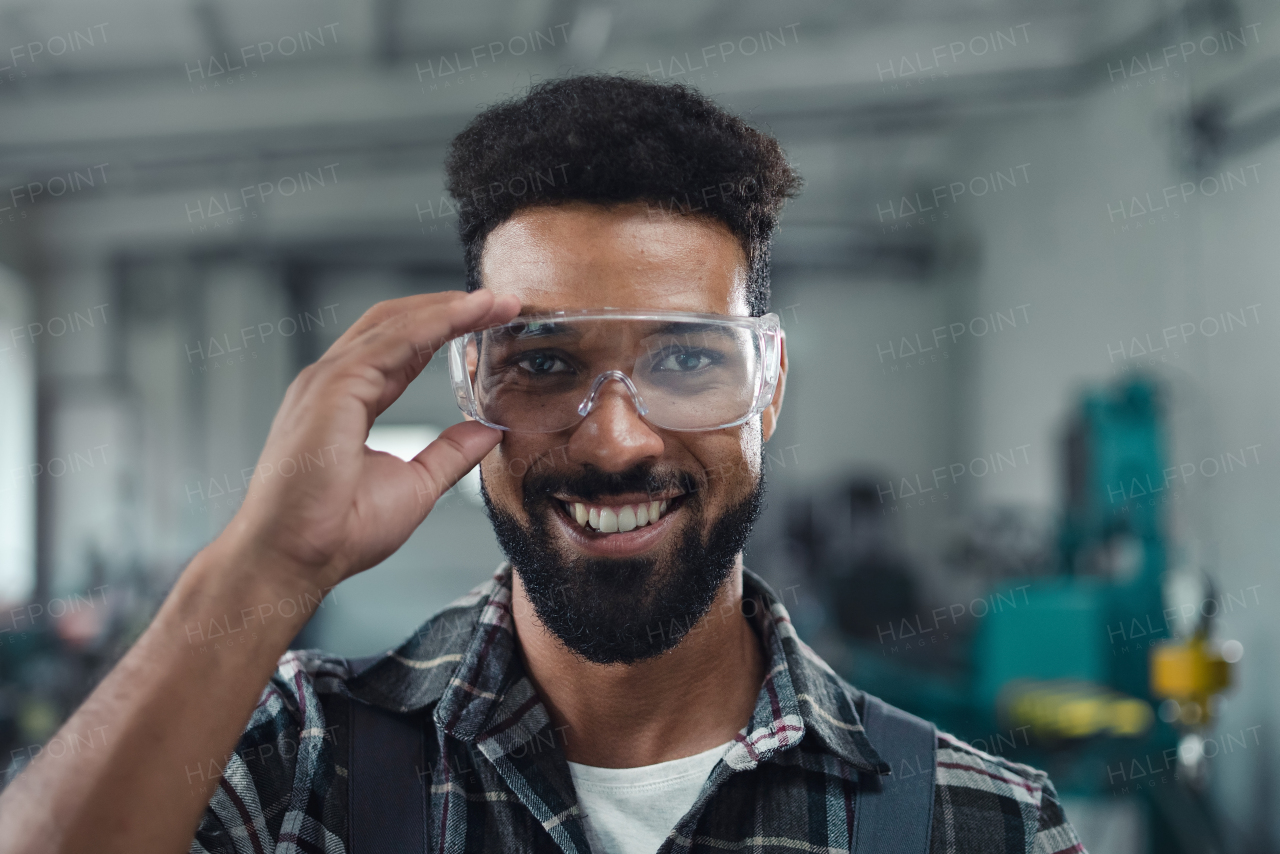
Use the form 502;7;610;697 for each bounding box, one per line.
567;498;678;533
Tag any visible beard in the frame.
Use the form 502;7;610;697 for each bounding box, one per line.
481;457;766;665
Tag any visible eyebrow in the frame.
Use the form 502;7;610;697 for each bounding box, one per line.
491;320;580;341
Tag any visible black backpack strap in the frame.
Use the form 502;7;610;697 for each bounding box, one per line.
347;655;427;854
853;693;937;854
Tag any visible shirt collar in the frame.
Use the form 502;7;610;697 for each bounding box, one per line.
348;563;888;776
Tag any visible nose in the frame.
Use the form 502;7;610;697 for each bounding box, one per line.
567;373;664;472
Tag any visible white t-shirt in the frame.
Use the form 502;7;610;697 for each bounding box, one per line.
567;741;733;854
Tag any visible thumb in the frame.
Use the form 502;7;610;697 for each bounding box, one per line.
408;420;502;513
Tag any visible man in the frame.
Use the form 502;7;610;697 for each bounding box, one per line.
0;76;1084;854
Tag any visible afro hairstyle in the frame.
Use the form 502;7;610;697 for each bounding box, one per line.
444;74;801;315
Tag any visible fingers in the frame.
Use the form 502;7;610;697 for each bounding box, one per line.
357;289;518;372
327;290;519;367
379;291;519;410
407;420;502;513
312;289;519;420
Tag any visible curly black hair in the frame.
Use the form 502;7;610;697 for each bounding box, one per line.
444;74;802;316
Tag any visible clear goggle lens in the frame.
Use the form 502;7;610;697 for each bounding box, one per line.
448;310;782;433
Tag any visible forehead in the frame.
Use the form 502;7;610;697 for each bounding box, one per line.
478;201;751;316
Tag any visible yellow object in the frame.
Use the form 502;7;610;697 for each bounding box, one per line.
1002;680;1154;740
1150;631;1232;727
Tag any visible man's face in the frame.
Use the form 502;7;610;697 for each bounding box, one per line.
476;201;786;664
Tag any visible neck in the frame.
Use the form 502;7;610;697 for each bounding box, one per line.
511;560;766;768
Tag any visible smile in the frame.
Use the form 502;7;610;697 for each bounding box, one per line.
559;498;677;533
550;493;688;557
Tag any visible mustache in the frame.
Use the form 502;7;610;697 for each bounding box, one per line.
522;464;706;505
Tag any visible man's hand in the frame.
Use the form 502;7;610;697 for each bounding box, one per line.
0;288;519;854
224;288;520;590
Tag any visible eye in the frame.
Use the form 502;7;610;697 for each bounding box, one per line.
516;351;571;375
655;349;715;372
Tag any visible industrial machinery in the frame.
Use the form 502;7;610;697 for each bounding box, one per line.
786;377;1238;854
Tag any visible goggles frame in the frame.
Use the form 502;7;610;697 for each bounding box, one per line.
447;308;783;433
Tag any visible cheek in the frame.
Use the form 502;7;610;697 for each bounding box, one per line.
482;438;567;504
737;419;764;480
480;444;524;506
696;421;762;501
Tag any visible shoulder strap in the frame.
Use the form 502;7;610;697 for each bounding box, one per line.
853;693;936;854
348;655;427;854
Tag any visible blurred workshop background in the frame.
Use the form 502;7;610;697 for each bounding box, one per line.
1;0;1278;851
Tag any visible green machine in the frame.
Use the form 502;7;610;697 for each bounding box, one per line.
803;377;1233;853
976;379;1168;732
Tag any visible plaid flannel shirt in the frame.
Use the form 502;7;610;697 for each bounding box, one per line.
190;565;1085;854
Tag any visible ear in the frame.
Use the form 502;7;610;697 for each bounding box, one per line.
465;338;479;382
760;331;788;442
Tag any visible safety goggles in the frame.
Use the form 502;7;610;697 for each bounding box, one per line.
448;309;783;433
